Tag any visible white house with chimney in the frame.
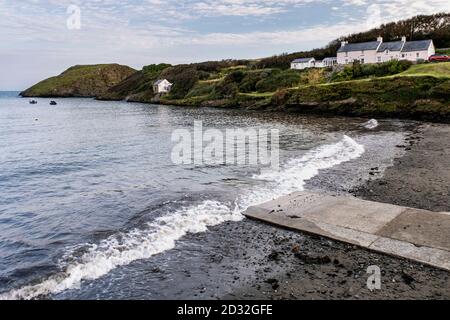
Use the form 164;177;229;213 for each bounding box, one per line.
337;36;435;65
153;79;173;94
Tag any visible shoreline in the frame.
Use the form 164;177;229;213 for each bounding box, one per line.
3;95;450;299
17;94;450;125
224;122;450;300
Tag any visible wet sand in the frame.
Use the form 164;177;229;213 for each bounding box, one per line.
224;123;450;300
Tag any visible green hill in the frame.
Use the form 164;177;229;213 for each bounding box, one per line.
21;64;137;97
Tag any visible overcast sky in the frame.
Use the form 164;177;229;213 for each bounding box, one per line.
0;0;449;90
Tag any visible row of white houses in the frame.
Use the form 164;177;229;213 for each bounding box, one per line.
292;37;435;70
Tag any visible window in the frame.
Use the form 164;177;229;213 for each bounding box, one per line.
402;54;405;58
416;53;420;58
345;59;348;64
377;57;382;62
361;58;365;64
361;50;365;55
345;52;348;57
385;50;389;55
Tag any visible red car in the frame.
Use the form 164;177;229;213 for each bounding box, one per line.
429;55;450;62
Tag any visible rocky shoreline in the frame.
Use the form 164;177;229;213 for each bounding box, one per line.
43;116;450;300
223;123;450;300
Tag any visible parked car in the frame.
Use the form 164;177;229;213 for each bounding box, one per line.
428;55;450;62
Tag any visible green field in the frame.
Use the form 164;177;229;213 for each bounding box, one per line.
399;62;450;78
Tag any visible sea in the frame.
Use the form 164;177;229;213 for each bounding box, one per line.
0;92;410;299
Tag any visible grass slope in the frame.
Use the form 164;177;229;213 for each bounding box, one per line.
399;62;450;78
21;64;137;97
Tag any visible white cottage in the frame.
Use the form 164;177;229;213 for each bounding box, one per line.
337;36;435;65
153;79;173;94
291;58;315;70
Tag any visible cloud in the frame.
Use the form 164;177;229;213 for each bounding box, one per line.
0;0;449;89
341;0;450;22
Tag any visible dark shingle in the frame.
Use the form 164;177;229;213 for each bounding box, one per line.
377;41;404;52
292;58;315;63
337;41;381;53
401;40;432;52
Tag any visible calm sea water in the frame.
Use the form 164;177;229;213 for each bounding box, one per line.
0;92;409;299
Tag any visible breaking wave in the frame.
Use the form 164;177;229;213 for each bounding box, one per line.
362;119;379;130
1;135;364;300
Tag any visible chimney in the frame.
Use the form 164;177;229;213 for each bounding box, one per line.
401;36;407;42
377;36;383;43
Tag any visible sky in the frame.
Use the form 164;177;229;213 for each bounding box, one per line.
0;0;449;90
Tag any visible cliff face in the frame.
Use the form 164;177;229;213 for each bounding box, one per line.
20;64;137;98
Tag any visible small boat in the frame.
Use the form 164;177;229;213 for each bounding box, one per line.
50;101;57;105
29;100;38;104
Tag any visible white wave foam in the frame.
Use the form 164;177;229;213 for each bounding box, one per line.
238;135;365;208
1;135;364;300
362;119;379;130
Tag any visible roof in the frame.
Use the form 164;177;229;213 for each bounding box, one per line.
377;41;404;52
154;79;171;85
338;39;433;54
292;57;315;63
401;40;433;52
337;41;381;53
323;57;337;61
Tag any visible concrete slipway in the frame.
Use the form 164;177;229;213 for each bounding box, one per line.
244;192;450;271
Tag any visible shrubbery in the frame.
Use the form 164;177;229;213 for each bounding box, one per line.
299;68;327;85
161;65;200;99
331;60;413;82
185;82;216;98
142;64;171;76
238;70;271;93
193;60;251;72
254;69;302;92
210;71;244;98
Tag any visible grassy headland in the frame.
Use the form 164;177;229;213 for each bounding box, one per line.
21;64;136;98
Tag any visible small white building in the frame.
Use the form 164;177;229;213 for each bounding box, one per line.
153;79;173;94
337;36;435;65
291;57;337;70
291;58;316;70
